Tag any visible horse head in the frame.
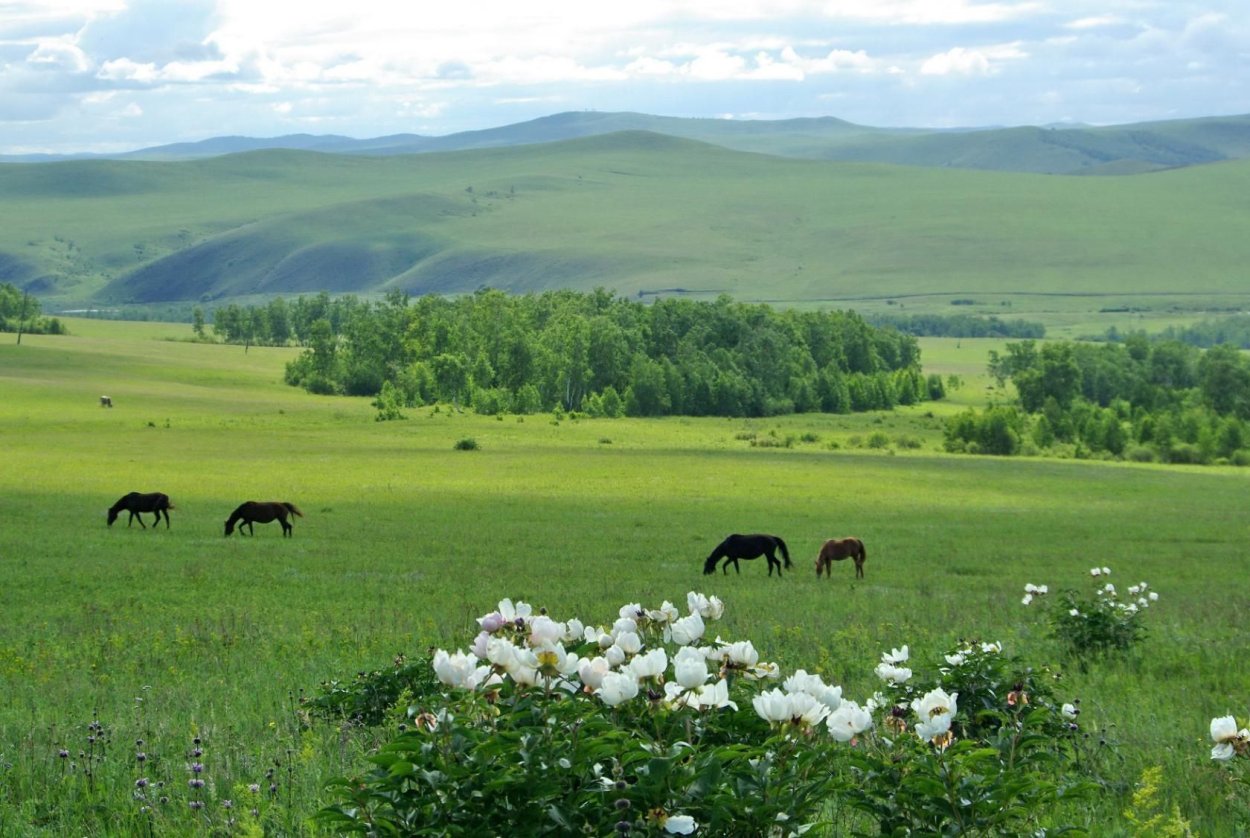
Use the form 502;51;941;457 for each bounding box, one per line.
702;551;721;575
107;507;119;527
224;519;234;537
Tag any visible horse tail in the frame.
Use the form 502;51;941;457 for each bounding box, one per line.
857;539;867;562
776;536;792;568
283;502;304;517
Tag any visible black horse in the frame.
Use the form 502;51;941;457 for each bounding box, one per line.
224;501;303;537
702;533;792;577
107;492;174;529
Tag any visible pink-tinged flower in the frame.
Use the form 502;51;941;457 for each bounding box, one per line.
478;612;506;633
827;700;873;742
597;672;639;707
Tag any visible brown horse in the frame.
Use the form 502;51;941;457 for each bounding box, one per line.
224;501;303;537
815;537;866;579
107;492;174;529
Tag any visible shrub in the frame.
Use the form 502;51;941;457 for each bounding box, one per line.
1021;568;1158;663
318;594;1095;836
453;437;479;451
302;653;440;727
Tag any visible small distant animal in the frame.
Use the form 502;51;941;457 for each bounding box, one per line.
702;533;792;577
224;501;303;537
815;537;867;579
100;395;113;408
107;492;174;529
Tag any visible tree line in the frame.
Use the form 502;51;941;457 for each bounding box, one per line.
259;289;941;418
947;336;1250;465
0;283;67;336
867;312;1045;339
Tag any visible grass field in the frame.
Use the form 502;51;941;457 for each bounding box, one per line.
1;321;1248;834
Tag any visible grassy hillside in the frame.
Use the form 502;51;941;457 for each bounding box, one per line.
0;321;1247;833
11;110;1250;176
3;132;1249;332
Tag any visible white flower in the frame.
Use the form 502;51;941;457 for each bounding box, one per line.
787;691;833;726
597;672;640;707
980;641;1002;654
692;679;737;711
753;688;791;723
614;631;643;656
1103;583;1116;595
827;700;873;742
1062;703;1079;719
470;631;490;659
648;601;680;625
1037;585;1048;595
578;656;612;690
1128;585;1141;596
1021;593;1033;606
673;646;710;689
612;617;638;638
747;660;781;681
912;687;959;722
664;814;697;834
687;591;724;620
628;648;668;681
1210;715;1248;761
783;669;842;712
433;649;485;690
719;640;760;667
1149;591;1159;602
485;636;519;669
1024;583;1038;594
1069;608;1080;617
497;598;533;623
915;712;953;742
1138;597;1149;608
668;613;705;646
881;645;909;664
874;662;912;684
1090;567;1102;577
604;644;627;668
944;651;967;667
528;616;563;647
563;618;585;642
865;691;889;712
1102;566;1111;576
619;602;644;621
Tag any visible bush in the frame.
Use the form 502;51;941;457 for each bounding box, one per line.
453;437;479;451
302;653;440;727
1021;568;1158;664
318;594;1095;836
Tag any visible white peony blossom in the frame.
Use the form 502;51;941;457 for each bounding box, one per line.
668;613;705;646
673;646;710;689
597;671;640;707
627;648;668;681
874;662;912;684
827;700;873;742
664;814;697;834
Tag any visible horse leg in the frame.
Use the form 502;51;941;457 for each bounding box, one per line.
131;511;146;529
245;520;254;536
281;517;292;537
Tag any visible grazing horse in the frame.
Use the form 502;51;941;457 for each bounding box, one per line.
99;395;113;408
703;533;792;577
107;492;174;529
815;537;867;579
224;501;303;537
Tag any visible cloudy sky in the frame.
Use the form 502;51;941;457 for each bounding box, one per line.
1;0;1247;154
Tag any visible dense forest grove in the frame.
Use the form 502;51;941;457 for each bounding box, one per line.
948;336;1250;465
212;289;938;418
0;282;66;335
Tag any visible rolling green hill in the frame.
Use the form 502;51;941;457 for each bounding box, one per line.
2;131;1249;322
7;110;1249;175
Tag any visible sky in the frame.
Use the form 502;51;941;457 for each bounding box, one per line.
1;0;1247;154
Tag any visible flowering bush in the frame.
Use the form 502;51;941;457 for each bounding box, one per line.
1022;567;1158;661
318;594;1096;835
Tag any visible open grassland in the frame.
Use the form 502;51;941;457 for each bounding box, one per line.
1;322;1248;834
4;135;1250;339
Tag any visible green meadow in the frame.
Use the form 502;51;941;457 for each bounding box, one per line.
1;320;1248;834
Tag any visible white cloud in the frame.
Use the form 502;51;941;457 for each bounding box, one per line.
920;47;992;76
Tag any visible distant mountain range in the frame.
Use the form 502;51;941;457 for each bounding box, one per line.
6;110;1250;175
